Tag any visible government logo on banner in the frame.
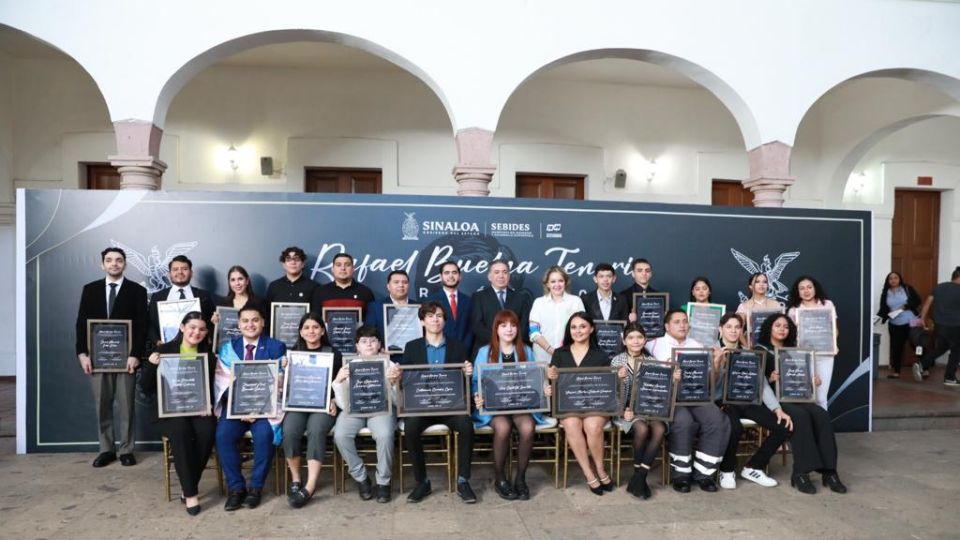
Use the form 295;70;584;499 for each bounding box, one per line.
730;248;800;304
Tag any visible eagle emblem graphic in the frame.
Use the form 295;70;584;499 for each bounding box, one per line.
110;239;199;294
730;248;800;304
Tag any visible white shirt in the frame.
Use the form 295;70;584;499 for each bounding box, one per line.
529;293;586;363
596;290;613;320
645;334;704;361
104;276;124;310
165;284;195;301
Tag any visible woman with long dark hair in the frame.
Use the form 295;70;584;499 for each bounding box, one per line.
787;275;836;410
473;310;553;500
877;271;923;379
140;311;216;515
211;265;265;327
681;276;713;312
756;313;846;495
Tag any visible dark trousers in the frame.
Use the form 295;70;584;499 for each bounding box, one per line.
781;402;837;475
888;323;911;373
920;324;960;380
159;415;217;497
403;415;474;483
667;404;730;481
215;410;275;492
720;404;790;473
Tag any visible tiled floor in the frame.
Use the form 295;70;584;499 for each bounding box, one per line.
873;366;960;418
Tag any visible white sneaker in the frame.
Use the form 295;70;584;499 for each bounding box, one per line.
741;467;778;487
719;471;737;489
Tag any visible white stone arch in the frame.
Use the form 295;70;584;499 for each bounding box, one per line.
152;29;456;132
493;48;762;150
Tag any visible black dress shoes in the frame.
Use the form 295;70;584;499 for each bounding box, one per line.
92;452;116;468
224;490;247;511
357;476;374;501
822;472;848;494
791;473;817;494
514;478;530;501
494;480;517;501
185;504;201;516
672;479;691;493
457;481;478;504
696;478;718;492
244;488;263;509
376;484;391;503
119;454;136;466
407;480;432;503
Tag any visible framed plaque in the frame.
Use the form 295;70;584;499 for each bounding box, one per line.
477;361;550;415
396;363;469;417
282;351;334;413
594;320;627;358
747;307;784;348
87;319;131;373
322;307;362;354
722;350;766;405
776;348;817;403
796;306;839;355
157;298;201;343
384;304;422;354
214;306;242;350
270;302;309;350
348;358;392;417
686;303;725;347
552;367;622;418
157;353;211;418
227;360;279;419
631;361;676;422
633;293;669;338
673;348;713;406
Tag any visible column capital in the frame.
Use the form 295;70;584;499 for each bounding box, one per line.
454;127;496;196
108;156;167;191
744;141;795;207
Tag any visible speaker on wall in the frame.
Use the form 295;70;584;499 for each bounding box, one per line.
260;157;274;176
614;169;627;188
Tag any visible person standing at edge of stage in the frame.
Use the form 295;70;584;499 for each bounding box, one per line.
876;271;923;380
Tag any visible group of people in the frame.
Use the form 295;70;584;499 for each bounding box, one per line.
76;246;855;516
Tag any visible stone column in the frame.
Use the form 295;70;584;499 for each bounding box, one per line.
743;141;795;207
109;120;167;190
453;127;496;196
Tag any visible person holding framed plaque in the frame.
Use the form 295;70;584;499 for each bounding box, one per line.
711;313;791;491
546;312;615;495
472;309;553;500
212;265;266;350
646;309;730;493
529;266;586;363
75;246;148;468
611;323;678;500
394;302;477;504
620;258;659;323
680;276;714;313
281;313;343;508
332;325;398;504
311;252;375;318
140;311;216;515
580;263;630;323
147;255;216;347
365;270;416;349
787;275;838;410
757;314;847;495
265;246;318;311
213;304;287;511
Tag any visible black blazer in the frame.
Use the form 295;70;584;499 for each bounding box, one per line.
139;337;216;423
469;286;533;357
580;289;630;322
148;286;216;345
75;278;148;358
399;337;468;366
549;347;612;369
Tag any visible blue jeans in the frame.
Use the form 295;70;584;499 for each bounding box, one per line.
216;409;274;492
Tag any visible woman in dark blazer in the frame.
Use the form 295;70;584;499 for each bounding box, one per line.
877;271;923;379
140;311;216;515
547;311;614;495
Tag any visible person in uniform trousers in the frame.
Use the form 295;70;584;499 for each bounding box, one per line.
75;246;148;468
620;258;658;324
365;270;416;349
469;259;532;358
147;254;215;348
213;304;287;511
392;302;477;504
645;309;730;493
427;261;474;354
580;263;629;322
140;311;216;515
311;252;375;318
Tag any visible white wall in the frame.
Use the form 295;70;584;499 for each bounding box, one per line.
0;50;16;375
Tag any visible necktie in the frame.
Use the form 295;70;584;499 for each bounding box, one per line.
244;344;255;360
178;288;186;300
450;293;458;320
107;283;117;317
497;289;506;308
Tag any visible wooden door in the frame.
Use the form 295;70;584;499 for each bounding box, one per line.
516;174;585;200
712;179;753;207
86;164;121;190
305;168;382;193
892;190;940;299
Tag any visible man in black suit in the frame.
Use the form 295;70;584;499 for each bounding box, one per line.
581;262;630;321
469;259;532;357
147;255;215;347
392;302;477;504
426;261;473;354
75;247;148;467
620;258;658;323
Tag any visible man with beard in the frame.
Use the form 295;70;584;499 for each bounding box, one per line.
148;254;215;346
427;261;473;353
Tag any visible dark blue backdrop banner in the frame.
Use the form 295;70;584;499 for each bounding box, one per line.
20;189;872;452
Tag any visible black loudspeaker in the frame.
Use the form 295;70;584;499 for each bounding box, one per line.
614;169;627;188
260;157;274;176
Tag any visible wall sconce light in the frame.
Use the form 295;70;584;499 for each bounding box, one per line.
646;159;659;182
227;144;239;171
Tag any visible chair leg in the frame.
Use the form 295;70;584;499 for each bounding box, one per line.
163;438;172;502
450;431;456;493
562;437;569;488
